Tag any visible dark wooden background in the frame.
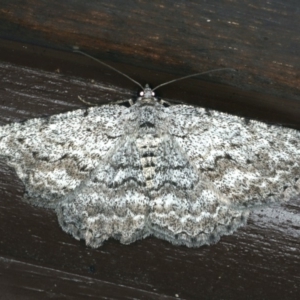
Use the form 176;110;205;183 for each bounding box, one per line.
0;1;299;299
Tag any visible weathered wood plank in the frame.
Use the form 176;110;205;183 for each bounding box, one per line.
0;0;300;298
0;257;175;299
0;40;299;128
0;0;299;102
0;43;299;299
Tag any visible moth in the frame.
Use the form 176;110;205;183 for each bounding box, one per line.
0;50;299;248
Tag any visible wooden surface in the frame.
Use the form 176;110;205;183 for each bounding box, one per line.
0;1;300;299
1;0;300;101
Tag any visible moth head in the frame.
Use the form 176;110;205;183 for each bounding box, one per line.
139;84;155;99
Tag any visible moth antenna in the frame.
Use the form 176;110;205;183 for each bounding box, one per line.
73;47;144;90
153;68;236;91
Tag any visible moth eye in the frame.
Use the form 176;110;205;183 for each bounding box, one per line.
140;91;144;96
152;92;155;96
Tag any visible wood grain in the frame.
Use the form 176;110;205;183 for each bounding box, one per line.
0;0;299;101
0;1;300;299
0;43;299;300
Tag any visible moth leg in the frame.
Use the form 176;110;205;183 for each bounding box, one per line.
78;96;134;107
159;99;172;107
114;98;135;106
78;95;96;106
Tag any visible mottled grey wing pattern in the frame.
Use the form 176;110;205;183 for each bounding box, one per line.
168;105;300;206
0;105;127;208
1;92;300;248
57;136;150;247
147;133;248;247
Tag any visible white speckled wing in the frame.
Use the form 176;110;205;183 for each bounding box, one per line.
57;136;150;247
147;133;248;247
1;92;299;248
0;105;127;208
168;105;300;206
